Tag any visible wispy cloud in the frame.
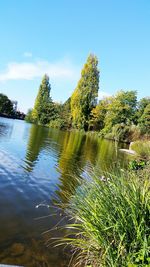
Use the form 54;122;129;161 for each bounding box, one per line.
23;52;33;58
0;59;78;82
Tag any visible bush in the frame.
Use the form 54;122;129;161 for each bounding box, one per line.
49;118;71;130
59;170;150;266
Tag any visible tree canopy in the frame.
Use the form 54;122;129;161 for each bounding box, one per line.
31;74;56;124
0;93;14;116
139;103;150;134
137;97;150;120
71;54;99;130
104;90;137;131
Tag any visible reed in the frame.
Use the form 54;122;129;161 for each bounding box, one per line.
59;169;150;266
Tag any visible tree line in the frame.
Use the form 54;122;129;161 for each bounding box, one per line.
24;54;149;141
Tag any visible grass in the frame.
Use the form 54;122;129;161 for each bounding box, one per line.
130;141;150;160
58;169;150;267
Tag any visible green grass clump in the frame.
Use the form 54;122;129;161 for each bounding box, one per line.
60;170;150;266
130;141;150;160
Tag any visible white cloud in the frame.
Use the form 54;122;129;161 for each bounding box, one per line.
23;52;33;58
98;91;111;100
0;59;78;82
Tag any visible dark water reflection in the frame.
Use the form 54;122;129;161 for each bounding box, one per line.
0;118;128;266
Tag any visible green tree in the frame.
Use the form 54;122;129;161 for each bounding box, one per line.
60;97;72;128
32;74;55;124
71;54;99;130
137;97;150;120
139;103;150;134
0;93;14;116
49;99;72;129
25;109;33;123
104;90;137;132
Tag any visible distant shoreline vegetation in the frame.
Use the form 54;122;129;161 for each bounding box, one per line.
0;112;25;120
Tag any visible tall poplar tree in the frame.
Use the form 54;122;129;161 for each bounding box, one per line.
32;74;54;124
71;54;99;130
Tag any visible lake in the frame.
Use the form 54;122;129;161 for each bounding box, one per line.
0;117;128;266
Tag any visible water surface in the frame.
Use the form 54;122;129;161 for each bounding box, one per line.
0;118;128;266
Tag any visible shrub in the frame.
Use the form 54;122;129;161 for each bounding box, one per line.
49;118;71;129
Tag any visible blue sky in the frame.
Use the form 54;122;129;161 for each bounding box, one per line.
0;0;150;113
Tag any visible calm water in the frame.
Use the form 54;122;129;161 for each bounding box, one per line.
0;118;128;267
